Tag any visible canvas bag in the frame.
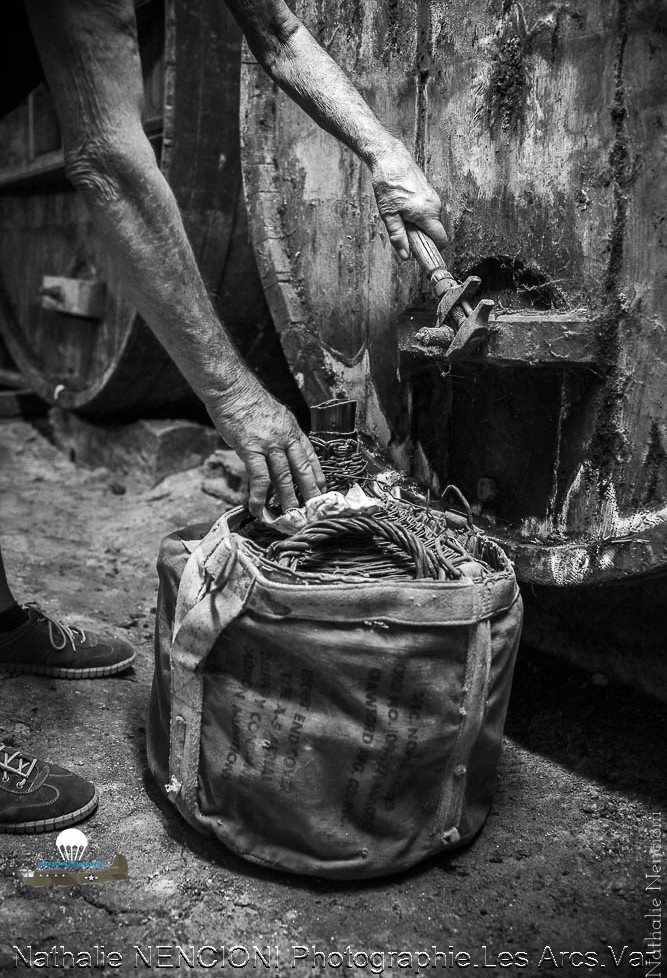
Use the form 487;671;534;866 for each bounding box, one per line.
147;506;522;879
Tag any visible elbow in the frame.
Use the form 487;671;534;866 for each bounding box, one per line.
64;133;156;204
253;11;302;77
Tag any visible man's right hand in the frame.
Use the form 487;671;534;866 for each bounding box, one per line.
206;378;326;517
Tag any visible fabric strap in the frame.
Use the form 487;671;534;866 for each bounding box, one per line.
433;618;492;846
167;516;255;818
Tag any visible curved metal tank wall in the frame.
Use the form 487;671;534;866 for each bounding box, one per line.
241;0;666;594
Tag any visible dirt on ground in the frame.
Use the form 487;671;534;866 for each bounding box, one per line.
0;418;665;978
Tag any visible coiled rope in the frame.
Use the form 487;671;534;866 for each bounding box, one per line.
247;430;491;582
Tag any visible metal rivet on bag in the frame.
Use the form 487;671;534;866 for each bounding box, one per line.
442;827;461;847
454;764;466;778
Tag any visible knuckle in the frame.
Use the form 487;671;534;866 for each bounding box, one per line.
249;469;270;490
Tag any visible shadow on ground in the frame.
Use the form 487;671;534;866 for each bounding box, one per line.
506;645;666;807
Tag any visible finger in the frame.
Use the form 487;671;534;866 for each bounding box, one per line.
267;449;300;512
306;441;327;493
243;452;272;517
287;439;326;500
296;435;327;494
382;212;410;260
416;213;449;250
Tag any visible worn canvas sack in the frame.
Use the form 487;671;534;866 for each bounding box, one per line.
147;503;522;879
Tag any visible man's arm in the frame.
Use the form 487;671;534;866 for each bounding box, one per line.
24;0;325;517
225;0;448;257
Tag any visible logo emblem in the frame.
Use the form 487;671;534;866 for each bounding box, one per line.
21;829;127;887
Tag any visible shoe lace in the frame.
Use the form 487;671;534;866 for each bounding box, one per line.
25;603;87;651
0;744;37;788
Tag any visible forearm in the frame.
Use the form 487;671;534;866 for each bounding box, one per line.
75;150;250;408
228;0;446;255
273;29;401;166
24;0;252;411
25;0;325;512
234;3;404;168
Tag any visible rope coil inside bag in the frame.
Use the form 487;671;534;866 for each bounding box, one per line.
257;410;490;584
265;514;475;581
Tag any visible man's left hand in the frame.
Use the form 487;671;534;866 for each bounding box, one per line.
370;140;448;258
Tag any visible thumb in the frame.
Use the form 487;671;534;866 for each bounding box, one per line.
382;212;410;260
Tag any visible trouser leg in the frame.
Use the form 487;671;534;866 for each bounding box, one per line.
0;545;17;614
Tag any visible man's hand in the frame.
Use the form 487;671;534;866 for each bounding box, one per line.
370;140;448;259
206;378;326;517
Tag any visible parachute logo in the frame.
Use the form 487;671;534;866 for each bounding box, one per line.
56;828;88;862
21;828;128;887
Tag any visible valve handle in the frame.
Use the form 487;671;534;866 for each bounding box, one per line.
405;224;457;296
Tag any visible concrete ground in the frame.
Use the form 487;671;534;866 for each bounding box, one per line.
0;418;664;978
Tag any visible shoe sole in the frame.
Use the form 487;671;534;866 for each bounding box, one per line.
0;652;135;680
0;791;99;834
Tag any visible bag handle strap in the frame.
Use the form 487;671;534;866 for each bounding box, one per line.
433;617;493;847
167;516;255;816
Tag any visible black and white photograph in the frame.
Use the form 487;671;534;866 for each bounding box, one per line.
0;1;664;974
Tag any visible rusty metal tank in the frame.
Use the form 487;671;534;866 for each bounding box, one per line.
241;0;666;693
240;0;666;586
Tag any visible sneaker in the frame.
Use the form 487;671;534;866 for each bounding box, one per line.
0;745;98;834
0;604;135;679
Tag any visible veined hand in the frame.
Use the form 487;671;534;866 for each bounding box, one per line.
371;140;448;259
206;379;326;516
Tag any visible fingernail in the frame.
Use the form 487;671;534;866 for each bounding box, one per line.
399;248;409;261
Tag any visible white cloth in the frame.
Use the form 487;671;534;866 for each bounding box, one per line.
261;483;384;536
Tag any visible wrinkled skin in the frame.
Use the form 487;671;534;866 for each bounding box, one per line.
207;378;326;515
371;141;449;257
25;0;447;515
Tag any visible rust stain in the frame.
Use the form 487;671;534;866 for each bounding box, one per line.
339;0;365;54
638;421;667;507
383;0;403;66
484;3;531;133
476;1;584;137
451;181;584;308
604;1;636;295
311;0;329;44
589;0;636;490
414;1;435;167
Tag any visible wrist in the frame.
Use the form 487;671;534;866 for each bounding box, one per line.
200;364;262;413
366;135;410;174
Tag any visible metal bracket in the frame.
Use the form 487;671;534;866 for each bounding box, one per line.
40;276;106;320
398;309;597;369
445;299;495;360
435;276;481;325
